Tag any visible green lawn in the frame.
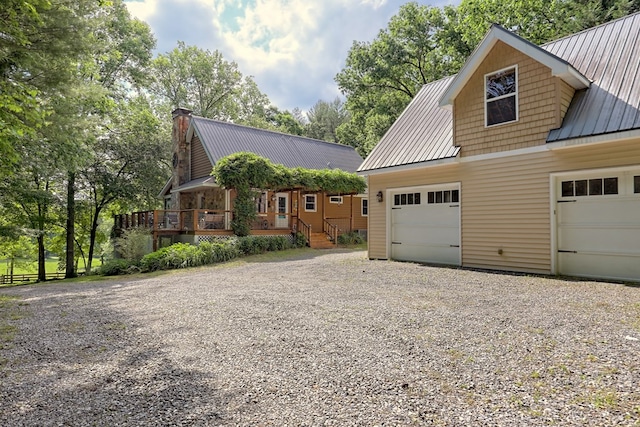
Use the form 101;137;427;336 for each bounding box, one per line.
1;257;101;276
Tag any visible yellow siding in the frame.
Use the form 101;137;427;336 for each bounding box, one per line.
191;136;212;179
367;138;640;273
455;42;561;157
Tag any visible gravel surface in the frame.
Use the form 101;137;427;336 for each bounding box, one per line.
0;249;639;426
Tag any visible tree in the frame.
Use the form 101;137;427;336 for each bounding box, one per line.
335;2;459;156
150;42;271;124
305;98;350;143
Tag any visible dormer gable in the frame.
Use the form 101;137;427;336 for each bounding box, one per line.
439;24;590;109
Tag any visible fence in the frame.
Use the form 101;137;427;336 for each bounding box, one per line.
1;272;66;285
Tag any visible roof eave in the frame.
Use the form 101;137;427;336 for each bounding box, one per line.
439;24;590;108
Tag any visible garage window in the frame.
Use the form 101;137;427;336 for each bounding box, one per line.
561;177;618;197
428;190;459;204
485;66;518;126
394;192;421;206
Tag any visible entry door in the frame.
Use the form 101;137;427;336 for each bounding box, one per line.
275;193;289;228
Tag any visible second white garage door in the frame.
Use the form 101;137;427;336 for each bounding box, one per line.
390;184;460;265
555;169;640;281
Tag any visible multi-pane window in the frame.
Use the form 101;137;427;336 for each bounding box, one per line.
304;194;317;212
485;66;518;126
393;192;421;206
427;190;459;204
635;176;640;193
255;191;268;213
361;198;368;216
329;196;343;204
561;177;618;197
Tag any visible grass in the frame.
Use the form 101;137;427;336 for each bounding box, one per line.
0;295;25;362
1;257;102;276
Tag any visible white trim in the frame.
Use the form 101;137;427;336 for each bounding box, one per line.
359;156;459;176
304;194;317;212
439;24;590;108
548;129;640;149
329;196;343;204
484;65;519;128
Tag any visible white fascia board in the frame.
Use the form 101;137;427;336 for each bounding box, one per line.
357;156;459;176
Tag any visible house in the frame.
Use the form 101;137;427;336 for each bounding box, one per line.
115;109;367;249
358;13;640;282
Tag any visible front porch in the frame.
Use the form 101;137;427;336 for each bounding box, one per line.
113;209;357;250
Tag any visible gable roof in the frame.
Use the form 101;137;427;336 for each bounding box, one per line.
439;24;590;108
359;12;640;173
187;116;364;173
358;76;458;172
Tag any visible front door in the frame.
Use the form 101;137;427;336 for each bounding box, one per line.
275;193;289;228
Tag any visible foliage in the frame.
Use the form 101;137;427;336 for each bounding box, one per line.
114;228;151;263
336;2;459;156
337;232;365;245
96;258;139;276
150;42;270;124
305;98;350;143
294;232;308;248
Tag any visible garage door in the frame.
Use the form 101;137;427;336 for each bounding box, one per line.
390;185;460;265
556;170;640;281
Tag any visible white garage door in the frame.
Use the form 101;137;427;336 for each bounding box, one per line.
390;185;460;265
556;170;640;281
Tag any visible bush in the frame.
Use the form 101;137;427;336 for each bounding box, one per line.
294;232;308;248
97;259;139;276
337;232;364;245
115;228;150;263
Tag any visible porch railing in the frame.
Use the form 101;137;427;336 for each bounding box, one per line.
114;210;295;233
296;218;311;246
325;217;353;235
323;219;338;243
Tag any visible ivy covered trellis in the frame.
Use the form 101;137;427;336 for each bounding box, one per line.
211;152;367;236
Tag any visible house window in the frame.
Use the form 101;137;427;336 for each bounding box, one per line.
561;178;618;197
635;176;640;193
255;191;268;213
485;66;518;127
304;194;317;212
329;196;343;204
427;190;459;204
361;198;368;216
393;192;421;206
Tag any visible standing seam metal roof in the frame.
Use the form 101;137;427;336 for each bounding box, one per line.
190;116;364;173
359;12;640;172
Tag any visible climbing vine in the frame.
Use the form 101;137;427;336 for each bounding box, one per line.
211;152;366;236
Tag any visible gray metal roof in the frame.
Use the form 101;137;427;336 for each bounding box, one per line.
191;116;364;173
358;76;459;172
546;12;640;141
359;12;640;172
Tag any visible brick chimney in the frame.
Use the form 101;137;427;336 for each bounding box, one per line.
171;108;193;209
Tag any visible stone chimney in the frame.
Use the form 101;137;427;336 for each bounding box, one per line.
171;108;193;209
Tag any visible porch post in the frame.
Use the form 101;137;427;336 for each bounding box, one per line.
350;195;354;233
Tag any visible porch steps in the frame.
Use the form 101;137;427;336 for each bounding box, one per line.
309;232;336;249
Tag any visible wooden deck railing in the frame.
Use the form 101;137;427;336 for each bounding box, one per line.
115;210;295;233
323;219;338;243
325;217;353;235
296;218;311;246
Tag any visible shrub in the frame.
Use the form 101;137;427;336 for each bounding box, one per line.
337;232;364;245
97;259;139;276
115;227;150;263
294;232;308;248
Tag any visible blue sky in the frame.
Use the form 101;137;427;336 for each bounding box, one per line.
124;0;455;113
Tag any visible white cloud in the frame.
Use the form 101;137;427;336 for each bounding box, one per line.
124;0;456;111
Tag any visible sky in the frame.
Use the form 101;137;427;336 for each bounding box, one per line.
124;0;454;113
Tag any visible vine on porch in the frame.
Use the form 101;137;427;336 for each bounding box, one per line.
211;152;366;236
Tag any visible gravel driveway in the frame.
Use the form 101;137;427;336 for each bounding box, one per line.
1;249;639;426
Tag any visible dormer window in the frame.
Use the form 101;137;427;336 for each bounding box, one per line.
485;66;518;127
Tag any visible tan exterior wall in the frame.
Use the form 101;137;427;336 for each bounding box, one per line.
191;135;212;180
454;41;564;157
367;138;640;274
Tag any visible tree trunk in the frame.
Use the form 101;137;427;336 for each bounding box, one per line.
37;233;46;282
86;207;101;274
65;172;77;278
